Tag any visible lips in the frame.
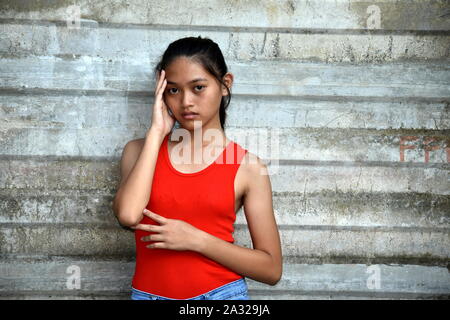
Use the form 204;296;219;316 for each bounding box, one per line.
182;112;199;119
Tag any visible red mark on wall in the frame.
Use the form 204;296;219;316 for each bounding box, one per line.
399;136;450;163
399;136;417;162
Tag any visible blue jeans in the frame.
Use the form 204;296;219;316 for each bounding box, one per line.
131;278;250;300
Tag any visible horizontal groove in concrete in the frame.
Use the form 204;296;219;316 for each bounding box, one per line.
248;290;450;299
0;127;449;164
1;88;449;104
0;290;447;300
2;252;447;267
0;155;448;169
2;18;450;35
0;159;448;194
1;93;449;133
1;189;448;229
0;224;448;261
0;222;448;234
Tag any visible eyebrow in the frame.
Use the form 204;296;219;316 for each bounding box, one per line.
166;78;208;85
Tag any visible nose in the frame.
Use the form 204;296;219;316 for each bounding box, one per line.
181;90;195;109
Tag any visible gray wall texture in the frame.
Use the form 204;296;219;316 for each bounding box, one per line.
0;0;449;299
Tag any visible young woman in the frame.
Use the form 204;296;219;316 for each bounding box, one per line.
112;36;282;300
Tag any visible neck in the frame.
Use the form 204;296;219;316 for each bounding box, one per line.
171;120;227;148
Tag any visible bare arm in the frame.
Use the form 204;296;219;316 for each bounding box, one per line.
112;68;175;227
112;130;165;227
193;154;283;285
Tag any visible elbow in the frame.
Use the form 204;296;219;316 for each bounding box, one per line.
115;206;142;227
116;213;141;228
112;199;141;227
268;260;282;286
260;250;282;286
268;271;282;286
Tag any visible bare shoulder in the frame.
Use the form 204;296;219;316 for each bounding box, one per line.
121;138;146;167
128;137;146;147
240;150;271;195
117;138;146;188
123;138;146;153
241;151;270;176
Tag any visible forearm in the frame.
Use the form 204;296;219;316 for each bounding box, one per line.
114;130;164;226
193;230;279;286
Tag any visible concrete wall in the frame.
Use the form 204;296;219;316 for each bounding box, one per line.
0;0;449;299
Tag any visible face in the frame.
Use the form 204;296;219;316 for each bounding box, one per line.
163;57;232;131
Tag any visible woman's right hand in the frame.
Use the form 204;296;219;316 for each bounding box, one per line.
147;69;176;138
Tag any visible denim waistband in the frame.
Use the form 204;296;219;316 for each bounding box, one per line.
131;277;248;300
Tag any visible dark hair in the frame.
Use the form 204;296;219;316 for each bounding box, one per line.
154;36;231;131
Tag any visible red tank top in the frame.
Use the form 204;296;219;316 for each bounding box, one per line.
131;134;248;299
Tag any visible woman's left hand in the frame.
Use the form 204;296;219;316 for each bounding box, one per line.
131;209;203;251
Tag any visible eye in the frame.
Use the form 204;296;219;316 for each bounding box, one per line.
167;86;205;94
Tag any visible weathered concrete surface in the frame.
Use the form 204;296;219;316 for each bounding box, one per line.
1;95;449;130
1;189;448;229
1;58;449;97
1;126;449;163
0;158;448;195
1;256;449;299
0;23;449;62
0;0;449;31
0;0;449;300
0;224;448;266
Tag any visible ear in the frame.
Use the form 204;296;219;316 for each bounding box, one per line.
221;72;233;96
